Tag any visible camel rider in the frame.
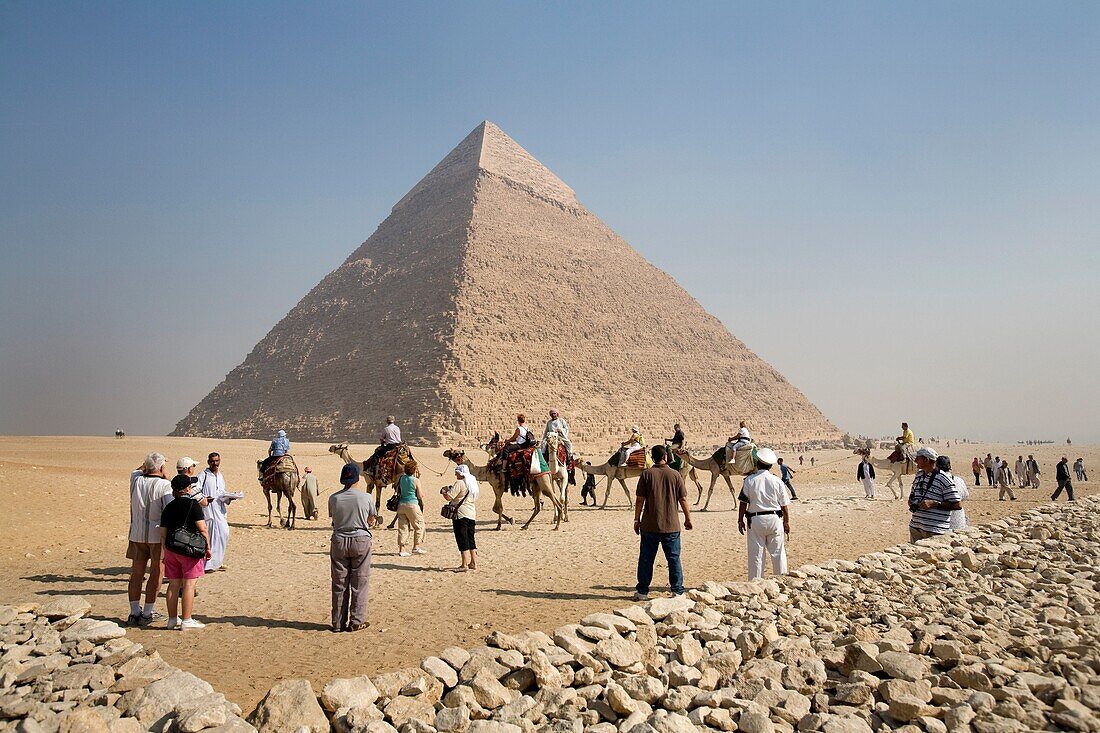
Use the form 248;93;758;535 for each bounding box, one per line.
368;416;402;468
726;426;751;463
665;423;685;452
617;426;644;466
262;430;291;473
895;422;916;463
541;409;573;459
501;414;533;463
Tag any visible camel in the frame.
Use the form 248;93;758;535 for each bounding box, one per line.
441;448;514;530
853;448;911;497
577;450;704;509
673;448;743;510
444;442;564;531
328;442;419;517
544;433;570;523
256;458;298;529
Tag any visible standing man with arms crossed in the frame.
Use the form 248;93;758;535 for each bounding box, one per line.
737;448;790;580
633;445;693;601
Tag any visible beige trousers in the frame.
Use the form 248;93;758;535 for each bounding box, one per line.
396;503;425;549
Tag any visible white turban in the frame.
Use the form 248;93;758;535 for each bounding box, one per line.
454;464;479;499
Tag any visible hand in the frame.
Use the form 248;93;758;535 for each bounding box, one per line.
633;519;641;536
737;521;745;535
918;499;937;510
684;518;693;530
205;550;212;560
783;522;791;537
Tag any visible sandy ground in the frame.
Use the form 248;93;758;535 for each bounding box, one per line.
0;436;1094;712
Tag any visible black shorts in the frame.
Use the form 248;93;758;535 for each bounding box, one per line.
452;517;476;552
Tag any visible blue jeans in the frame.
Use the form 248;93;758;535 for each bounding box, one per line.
636;532;683;595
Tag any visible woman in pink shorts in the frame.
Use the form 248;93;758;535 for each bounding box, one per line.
160;474;212;630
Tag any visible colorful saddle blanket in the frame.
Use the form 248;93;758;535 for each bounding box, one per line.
608;448;646;469
370;444;414;486
260;454;298;488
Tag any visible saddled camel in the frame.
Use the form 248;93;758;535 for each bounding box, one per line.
674;448;742;510
853;448;910;497
256;458;298;529
328;442;419;519
544;433;570;523
576;450;704;509
443;444;564;530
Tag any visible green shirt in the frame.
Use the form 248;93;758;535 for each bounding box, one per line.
398;474;418;504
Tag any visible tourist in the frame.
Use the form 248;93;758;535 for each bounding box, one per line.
972;457;982;486
1027;455;1041;490
1015;456;1028;488
984;454;995;486
542;408;573;459
633;445;692;600
1074;458;1087;482
501;414;532;464
996;459;1017;501
261;429;290;474
197;452;241;572
907;447;963;542
737;447;789;580
442;465;479;572
810;456;815;467
777;457;798;500
126;453;173;627
725;426;750;464
619;425;645;466
664;423;685;452
328;462;376;632
937;456;969;531
175;457;208;506
395;461;426;557
301;466;320;520
798;455;803;467
857;453;876;499
160;474;211;630
369;416;402;468
1052;457;1075;501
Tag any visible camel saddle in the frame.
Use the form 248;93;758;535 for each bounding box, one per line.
260;454;298;488
608;448;646;469
667;451;683;471
368;444;415;485
543;442;573;471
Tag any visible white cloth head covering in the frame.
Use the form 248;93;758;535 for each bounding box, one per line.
454;464;479;500
631;425;640;433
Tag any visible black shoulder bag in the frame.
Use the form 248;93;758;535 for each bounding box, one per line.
166;499;208;558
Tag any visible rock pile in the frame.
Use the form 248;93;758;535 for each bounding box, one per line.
251;498;1098;733
0;598;254;733
5;497;1098;733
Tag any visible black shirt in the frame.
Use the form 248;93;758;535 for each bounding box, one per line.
160;495;204;533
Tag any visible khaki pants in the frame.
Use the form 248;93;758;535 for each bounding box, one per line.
909;526;939;543
330;534;372;630
396;503;425;549
998;483;1016;500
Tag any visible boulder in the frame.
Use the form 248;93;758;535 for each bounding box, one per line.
382;696;435;728
61;619;126;645
322;676;381;714
247;678;329;733
36;597;91;620
133;670;215;729
594;637;642;669
421;657;459;689
646;596;693;621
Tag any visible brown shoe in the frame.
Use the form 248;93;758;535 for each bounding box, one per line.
347;623;370;632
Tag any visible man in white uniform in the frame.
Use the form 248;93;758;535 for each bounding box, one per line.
736;448;790;581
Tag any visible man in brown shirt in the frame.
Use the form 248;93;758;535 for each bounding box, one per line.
633;445;693;600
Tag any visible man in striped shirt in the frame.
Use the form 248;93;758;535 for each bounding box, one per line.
907;447;963;542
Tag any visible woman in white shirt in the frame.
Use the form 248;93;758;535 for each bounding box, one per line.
442;465;479;572
937;456;969;531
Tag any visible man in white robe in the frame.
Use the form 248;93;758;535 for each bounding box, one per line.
197;452;242;572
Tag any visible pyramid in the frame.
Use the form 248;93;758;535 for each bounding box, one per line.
173;122;843;449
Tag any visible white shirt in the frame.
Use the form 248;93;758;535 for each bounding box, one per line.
949;475;969;531
381;424;401;444
544;418;569;439
738;469;790;513
128;472;173;543
511;425;529;445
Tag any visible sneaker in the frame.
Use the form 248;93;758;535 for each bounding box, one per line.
136;610;162;627
398;551;411;557
125;614;140;628
166;617;180;630
632;592;649;601
179;619;205;630
412;548;427;555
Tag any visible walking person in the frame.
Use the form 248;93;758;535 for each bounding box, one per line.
1027;455;1041;490
983;454;995;486
328;463;376;632
301;466;320;520
996;459;1017;501
126;452;173;627
907;447;963;542
972;457;981;486
1015;456;1028;488
197;452;242;573
395;461;426;557
160;474;212;630
737;448;790;580
443;465;479;572
857;454;877;499
1073;458;1086;482
1052;457;1075;501
633;445;693;600
777;458;798;500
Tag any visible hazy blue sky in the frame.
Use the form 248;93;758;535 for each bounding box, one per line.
2;2;1098;442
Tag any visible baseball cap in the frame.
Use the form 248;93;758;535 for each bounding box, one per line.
339;462;360;487
171;474;198;492
176;457;197;471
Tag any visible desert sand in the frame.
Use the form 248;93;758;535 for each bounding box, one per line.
0;435;1093;711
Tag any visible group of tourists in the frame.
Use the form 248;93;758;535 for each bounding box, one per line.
126;451;242;630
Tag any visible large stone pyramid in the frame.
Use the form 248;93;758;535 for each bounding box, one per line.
173;122;842;449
